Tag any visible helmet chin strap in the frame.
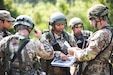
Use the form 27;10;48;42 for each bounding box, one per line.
94;18;101;29
94;18;98;28
52;25;63;34
51;24;55;31
26;28;31;33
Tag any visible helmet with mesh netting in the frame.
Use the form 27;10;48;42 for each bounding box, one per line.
13;15;34;31
87;4;108;19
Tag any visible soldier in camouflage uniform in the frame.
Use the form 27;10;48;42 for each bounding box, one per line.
0;10;15;73
68;17;93;75
0;10;15;41
0;15;54;75
68;4;113;75
40;12;77;75
69;17;93;49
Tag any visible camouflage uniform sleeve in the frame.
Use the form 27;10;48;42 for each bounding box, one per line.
0;37;9;57
27;39;54;60
0;33;3;41
68;33;77;47
40;33;62;57
40;33;49;43
72;29;111;62
67;32;77;47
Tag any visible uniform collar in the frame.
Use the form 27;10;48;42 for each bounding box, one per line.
15;32;29;39
54;33;63;40
100;24;110;29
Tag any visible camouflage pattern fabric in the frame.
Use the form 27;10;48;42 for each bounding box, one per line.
71;26;113;75
0;33;54;75
74;30;93;48
0;31;11;41
40;31;77;75
73;30;93;75
40;31;77;57
0;30;11;75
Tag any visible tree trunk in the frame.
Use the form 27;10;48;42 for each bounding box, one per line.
0;0;5;9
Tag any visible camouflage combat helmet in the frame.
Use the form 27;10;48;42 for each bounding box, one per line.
88;4;108;19
14;15;34;31
68;17;83;29
49;12;67;26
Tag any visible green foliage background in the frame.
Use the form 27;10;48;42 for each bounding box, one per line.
0;0;113;38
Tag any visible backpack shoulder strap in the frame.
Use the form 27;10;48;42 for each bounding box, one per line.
4;35;30;75
62;31;70;43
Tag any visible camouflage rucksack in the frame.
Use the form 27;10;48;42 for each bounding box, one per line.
0;35;29;75
0;35;44;75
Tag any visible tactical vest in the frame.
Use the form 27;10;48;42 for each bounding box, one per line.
41;31;71;75
46;31;71;54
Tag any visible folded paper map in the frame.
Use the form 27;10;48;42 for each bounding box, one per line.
51;56;76;67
